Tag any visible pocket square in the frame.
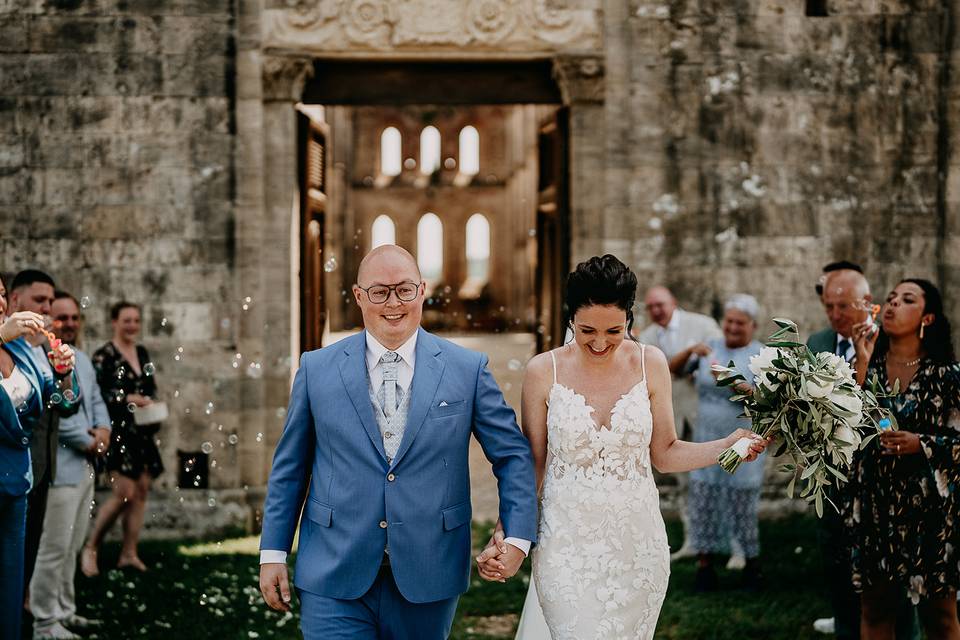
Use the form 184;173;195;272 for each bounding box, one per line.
439;401;449;407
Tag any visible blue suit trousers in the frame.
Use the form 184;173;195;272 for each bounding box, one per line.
298;564;458;640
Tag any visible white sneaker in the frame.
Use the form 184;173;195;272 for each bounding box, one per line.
726;554;746;570
670;541;697;561
813;617;835;634
63;614;103;629
33;622;81;640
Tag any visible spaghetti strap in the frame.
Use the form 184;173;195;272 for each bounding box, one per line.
549;350;558;385
639;344;646;382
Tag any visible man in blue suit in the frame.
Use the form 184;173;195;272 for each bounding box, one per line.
259;245;538;639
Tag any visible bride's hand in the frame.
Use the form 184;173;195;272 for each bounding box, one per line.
725;428;769;462
476;520;508;582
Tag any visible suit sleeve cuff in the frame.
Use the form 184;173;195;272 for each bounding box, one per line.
504;537;531;556
260;550;288;564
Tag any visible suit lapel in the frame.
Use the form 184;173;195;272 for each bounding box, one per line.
338;331;387;462
391;328;444;469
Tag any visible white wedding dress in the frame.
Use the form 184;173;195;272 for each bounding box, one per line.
517;346;670;640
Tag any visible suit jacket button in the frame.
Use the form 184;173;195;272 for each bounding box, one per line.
387;473;395;482
379;520;388;529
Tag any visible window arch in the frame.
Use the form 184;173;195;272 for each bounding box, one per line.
420;126;441;175
371;214;396;249
417;213;443;282
465;213;490;281
380;127;401;177
459;126;479;176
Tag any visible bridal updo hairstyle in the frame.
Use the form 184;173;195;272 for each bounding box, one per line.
564;254;640;340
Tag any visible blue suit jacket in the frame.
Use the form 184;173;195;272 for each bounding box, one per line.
0;338;81;497
259;329;538;603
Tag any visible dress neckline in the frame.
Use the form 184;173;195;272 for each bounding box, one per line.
551;380;647;433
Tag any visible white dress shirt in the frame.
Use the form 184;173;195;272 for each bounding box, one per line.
261;330;530;564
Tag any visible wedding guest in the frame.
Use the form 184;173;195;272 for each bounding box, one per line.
30;291;109;639
638;286;721;561
7;269;68;603
809;267;918;640
0;273;79;640
83;302;161;575
851;279;960;639
670;294;765;591
815;260;865;297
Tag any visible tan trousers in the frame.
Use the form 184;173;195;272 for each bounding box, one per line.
29;462;94;633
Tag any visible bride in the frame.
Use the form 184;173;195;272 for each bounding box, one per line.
476;255;768;640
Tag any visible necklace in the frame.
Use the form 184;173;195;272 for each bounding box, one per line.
890;356;922;367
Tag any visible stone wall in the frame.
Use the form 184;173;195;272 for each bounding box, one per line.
3;0;959;536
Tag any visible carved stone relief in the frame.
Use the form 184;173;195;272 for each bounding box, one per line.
263;0;601;55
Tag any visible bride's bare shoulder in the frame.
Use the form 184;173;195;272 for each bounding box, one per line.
524;350;555;380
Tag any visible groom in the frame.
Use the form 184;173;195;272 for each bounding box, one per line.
259;245;538;639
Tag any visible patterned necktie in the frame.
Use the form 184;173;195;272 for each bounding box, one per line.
379;351;403;417
837;338;851;360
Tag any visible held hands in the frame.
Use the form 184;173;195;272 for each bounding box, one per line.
259;563;292;612
725;428;770;462
476;520;524;583
880;429;921;456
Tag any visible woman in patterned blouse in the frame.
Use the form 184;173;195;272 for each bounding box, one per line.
81;302;162;576
851;279;960;639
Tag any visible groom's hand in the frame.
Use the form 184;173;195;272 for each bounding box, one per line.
260;563;292;612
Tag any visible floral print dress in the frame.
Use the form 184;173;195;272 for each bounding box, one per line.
92;342;164;480
848;358;960;602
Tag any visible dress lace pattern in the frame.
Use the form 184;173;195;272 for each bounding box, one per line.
532;348;670;640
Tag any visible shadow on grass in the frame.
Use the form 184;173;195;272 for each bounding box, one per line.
71;515;828;639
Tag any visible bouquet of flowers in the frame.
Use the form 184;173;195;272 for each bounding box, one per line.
712;318;892;516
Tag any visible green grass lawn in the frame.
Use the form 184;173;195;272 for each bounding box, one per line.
72;515;831;639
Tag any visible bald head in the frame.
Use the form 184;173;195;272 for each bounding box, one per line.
357;245;421;286
821;269;872;338
823;269;870;299
644;286;677;327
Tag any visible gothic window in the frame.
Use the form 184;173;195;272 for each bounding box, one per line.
371;214;396;249
459;126;479;176
420;126;441;174
417;213;443;282
465;213;490;281
380;127;401;176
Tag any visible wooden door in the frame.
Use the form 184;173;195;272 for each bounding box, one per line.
299;113;329;352
534;108;570;353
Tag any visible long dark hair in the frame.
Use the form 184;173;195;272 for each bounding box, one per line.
563;254;639;341
872;278;955;365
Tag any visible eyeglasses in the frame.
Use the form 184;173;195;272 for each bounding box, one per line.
357;281;421;304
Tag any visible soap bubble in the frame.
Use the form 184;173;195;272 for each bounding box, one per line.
205;402;214;415
50;393;63;404
256;432;263;442
324;257;338;273
507;359;523;371
227;434;239;445
79;296;91;309
207;497;217;508
143;362;156;376
200;441;214;454
62;389;76;403
127;402;137;412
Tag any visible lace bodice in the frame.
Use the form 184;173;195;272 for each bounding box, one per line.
531;345;670;640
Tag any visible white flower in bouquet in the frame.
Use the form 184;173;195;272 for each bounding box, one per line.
713;318;892;517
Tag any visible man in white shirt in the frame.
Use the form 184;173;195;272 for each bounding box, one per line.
638;286;721;562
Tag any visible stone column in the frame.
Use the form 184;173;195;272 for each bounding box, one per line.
553;55;606;265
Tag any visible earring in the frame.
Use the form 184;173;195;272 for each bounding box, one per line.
920;323;925;340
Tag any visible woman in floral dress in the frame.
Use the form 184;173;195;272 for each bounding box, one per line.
851;279;960;639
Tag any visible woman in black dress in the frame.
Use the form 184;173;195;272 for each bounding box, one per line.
81;302;163;575
851;279;960;639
